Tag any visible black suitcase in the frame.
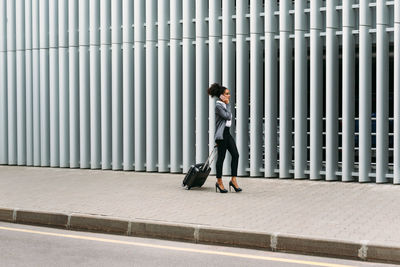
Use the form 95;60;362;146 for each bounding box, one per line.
182;145;217;190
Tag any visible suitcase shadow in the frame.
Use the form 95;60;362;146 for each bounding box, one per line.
182;186;215;192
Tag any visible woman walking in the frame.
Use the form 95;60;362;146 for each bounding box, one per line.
208;83;241;193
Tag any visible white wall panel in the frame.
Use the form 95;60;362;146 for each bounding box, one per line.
2;1;399;185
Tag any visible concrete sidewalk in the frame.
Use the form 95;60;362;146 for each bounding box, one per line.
0;166;400;264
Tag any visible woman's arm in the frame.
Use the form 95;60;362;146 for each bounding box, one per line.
215;103;232;120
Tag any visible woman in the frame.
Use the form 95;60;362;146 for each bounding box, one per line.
208;83;241;193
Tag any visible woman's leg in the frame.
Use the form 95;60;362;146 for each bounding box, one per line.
225;133;240;187
226;133;239;177
216;139;227;188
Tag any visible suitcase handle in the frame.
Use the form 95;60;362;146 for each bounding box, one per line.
202;145;218;172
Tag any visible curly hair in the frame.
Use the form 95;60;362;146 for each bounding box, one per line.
207;83;226;98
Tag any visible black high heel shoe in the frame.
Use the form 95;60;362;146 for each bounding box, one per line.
215;183;228;193
229;181;242;192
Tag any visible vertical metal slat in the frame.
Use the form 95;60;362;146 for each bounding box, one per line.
310;0;323;180
182;0;195;173
145;0;158;171
376;0;389;183
122;0;134;171
236;0;250;177
89;0;101;169
49;0;59;167
111;0;123;170
294;0;307;179
170;0;182;173
279;0;293;178
342;0;355;182
358;0;372;183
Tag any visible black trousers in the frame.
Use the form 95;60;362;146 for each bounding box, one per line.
215;127;239;178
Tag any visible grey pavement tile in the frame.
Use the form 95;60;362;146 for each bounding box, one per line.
1;165;400;246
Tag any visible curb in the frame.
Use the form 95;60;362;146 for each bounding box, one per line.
16;210;69;228
130;220;196;241
0;208;13;222
69;214;129;234
0;207;399;264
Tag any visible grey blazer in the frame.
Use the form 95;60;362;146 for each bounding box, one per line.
214;101;232;140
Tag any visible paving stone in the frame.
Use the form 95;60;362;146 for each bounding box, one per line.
1;166;400;246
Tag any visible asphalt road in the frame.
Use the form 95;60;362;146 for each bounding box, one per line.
0;222;395;267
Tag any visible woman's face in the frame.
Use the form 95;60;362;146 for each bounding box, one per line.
222;89;231;101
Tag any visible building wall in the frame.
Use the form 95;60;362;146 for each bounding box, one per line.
0;0;399;184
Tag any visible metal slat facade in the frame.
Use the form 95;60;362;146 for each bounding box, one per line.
0;0;399;184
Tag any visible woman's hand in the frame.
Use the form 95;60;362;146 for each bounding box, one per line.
220;94;229;104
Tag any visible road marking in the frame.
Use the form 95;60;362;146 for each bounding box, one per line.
0;225;355;267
